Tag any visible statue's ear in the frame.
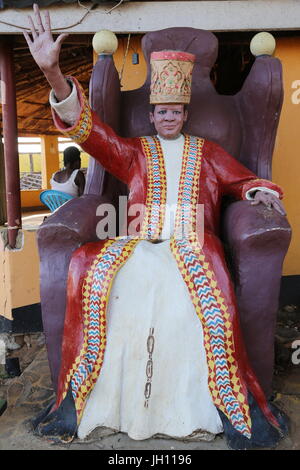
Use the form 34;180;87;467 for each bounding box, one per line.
149;112;154;124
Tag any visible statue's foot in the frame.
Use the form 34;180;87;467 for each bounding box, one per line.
31;387;77;443
219;392;289;450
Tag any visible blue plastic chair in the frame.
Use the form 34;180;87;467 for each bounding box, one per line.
40;190;75;212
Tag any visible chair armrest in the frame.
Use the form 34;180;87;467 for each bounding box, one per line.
222;200;292;396
37;194;112;390
223;200;291;260
38;194;110;244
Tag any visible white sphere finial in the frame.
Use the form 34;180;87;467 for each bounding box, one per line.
250;32;276;57
92;30;118;55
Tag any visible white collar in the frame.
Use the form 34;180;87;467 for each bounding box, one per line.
157;133;184;143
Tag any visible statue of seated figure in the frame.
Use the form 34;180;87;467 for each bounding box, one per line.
24;5;291;449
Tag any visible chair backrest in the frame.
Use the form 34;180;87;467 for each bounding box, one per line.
87;27;283;197
40;190;75;212
121;28;230;143
120;27;283;175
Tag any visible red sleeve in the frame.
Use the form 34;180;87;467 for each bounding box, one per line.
204;140;283;200
51;77;137;185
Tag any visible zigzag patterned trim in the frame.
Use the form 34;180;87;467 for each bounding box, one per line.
174;134;203;236
139;136;167;240
170;134;252;438
171;238;252;438
61;237;139;419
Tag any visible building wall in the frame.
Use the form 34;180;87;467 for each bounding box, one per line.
19;153;41;173
0;230;40;320
273;37;300;276
7;230;40;310
21;190;43;209
19;152;90;174
0;232;12;319
113;36;147;91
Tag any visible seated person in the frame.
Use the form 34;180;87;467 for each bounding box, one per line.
50;146;85;196
25;5;288;450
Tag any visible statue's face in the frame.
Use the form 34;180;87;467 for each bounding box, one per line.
149;104;188;140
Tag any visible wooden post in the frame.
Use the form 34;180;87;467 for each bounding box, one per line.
0;140;7;226
0;38;21;248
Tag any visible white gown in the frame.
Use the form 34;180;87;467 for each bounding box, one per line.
76;135;223;440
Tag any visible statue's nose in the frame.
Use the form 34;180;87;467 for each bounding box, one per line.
165;111;174;120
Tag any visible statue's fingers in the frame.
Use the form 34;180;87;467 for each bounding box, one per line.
272;199;287;216
252;192;265;204
44;10;51;31
254;194;272;209
34;3;45;33
55;33;69;48
260;192;272;201
259;194;274;207
258;198;272;210
23;30;32;46
28;15;37;39
271;203;283;214
251;198;260;206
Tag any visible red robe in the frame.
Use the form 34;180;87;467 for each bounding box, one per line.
36;78;286;447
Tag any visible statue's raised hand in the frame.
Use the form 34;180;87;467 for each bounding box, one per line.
23;4;71;101
23;4;68;73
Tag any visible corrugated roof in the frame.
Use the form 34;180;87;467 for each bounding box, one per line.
0;34;93;135
0;0;121;8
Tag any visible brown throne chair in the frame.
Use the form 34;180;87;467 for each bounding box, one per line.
37;27;291;399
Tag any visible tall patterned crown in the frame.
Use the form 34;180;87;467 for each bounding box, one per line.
150;50;195;104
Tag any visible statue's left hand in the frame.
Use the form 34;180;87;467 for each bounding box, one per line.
251;191;287;216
